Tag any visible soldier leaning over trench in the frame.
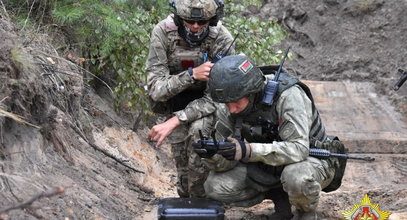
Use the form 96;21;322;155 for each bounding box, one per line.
146;0;234;198
195;54;346;220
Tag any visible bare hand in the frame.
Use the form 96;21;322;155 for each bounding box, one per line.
192;62;214;81
147;116;180;147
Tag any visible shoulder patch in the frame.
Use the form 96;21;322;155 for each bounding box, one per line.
239;60;253;74
279;120;300;140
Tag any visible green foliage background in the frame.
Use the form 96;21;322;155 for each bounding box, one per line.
223;0;287;64
2;0;287;115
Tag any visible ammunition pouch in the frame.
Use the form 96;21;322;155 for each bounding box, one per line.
311;136;347;192
150;41;206;114
245;162;284;192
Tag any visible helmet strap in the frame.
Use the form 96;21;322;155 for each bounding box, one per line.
209;16;219;26
173;14;182;27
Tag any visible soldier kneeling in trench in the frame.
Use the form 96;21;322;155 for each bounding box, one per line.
194;54;346;220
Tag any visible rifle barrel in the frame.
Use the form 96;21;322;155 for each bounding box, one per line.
309;148;375;161
329;152;375;161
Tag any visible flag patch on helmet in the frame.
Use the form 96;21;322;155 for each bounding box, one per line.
239;60;253;74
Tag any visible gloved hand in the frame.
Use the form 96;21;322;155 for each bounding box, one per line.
217;137;251;161
193;145;217;158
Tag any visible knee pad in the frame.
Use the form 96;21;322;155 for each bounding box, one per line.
301;177;321;199
282;176;320;198
298;177;321;211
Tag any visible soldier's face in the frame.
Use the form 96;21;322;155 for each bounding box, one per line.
226;97;250;114
183;20;209;32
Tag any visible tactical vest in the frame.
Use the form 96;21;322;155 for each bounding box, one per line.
237;68;331;192
151;15;219;114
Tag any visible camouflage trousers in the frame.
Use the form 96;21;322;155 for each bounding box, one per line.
167;112;218;198
204;157;335;211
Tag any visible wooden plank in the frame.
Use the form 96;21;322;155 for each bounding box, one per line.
304;81;407;153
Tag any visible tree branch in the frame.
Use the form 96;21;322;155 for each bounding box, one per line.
0;108;41;129
21;0;36;31
0;186;65;215
69;122;145;174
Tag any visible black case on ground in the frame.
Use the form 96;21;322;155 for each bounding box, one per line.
157;198;225;220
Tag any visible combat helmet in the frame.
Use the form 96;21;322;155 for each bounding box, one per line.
170;0;224;26
208;55;265;103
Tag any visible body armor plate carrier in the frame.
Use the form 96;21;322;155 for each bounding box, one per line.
241;67;346;193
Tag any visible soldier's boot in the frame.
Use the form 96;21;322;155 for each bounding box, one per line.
292;209;317;220
266;188;293;220
177;174;190;198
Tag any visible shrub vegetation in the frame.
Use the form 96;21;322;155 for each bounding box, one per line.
2;0;287;115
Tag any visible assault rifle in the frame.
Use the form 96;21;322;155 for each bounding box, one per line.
192;130;375;161
393;69;407;91
192;130;235;157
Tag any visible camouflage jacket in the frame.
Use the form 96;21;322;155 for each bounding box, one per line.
246;85;318;166
205;77;328;171
146;14;234;123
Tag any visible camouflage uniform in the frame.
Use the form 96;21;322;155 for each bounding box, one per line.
146;4;234;197
201;55;338;219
